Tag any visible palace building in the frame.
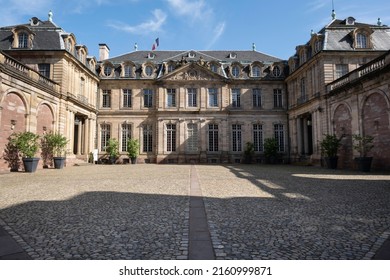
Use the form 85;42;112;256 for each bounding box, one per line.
1;12;390;170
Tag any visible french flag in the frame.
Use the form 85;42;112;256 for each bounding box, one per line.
152;38;159;50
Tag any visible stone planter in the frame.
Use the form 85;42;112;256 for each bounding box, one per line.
22;157;40;173
355;157;373;172
53;157;66;169
325;156;338;169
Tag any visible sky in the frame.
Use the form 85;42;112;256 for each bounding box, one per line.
1;0;390;60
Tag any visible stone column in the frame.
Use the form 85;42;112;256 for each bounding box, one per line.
296;118;302;155
303;117;309;155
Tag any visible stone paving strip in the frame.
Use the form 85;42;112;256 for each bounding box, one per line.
1;164;390;260
196;165;390;260
0;165;190;260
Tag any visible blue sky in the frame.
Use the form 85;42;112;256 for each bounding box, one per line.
1;0;390;60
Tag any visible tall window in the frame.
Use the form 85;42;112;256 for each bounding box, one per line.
38;64;50;78
274;89;283;108
187;88;197;107
208;88;218;107
356;33;367;48
232;124;242;152
143;125;153;152
80;77;85;95
167;89;176;107
253;88;262;108
18;32;28;48
166;124;176;152
121;123;132;152
274;124;285;152
253;124;263;152
208;124;219;152
102;90;111;108
335;64;348;79
186;123;198;152
143;89;153;108
101;124;111;152
232;89;241;108
300;78;306;99
123;89;132;108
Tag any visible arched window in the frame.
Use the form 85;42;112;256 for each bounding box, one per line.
18;32;28;48
232;66;240;78
272;66;281;77
356;33;367;48
104;65;112;76
252;66;261;77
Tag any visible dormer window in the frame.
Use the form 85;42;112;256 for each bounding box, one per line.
229;52;237;59
346;17;356;25
210;64;218;73
356;33;367;48
272;65;282;77
148;52;155;59
231;65;240;78
144;65;154;77
12;27;34;49
352;28;373;49
251;65;261;77
18;32;28;48
103;64;113;77
123;65;133;77
188;52;196;58
168;64;175;73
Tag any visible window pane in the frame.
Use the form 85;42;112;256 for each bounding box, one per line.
121;124;132;152
208;88;218;107
208;124;219;152
38;64;50;78
187;88;197;107
232;124;242;152
143;125;153;152
253;124;263;152
167;88;176;107
144;89;153;108
123;89;132;108
187;123;198;152
232;89;241;108
274;89;282;108
101;124;111;151
102;90;111;108
274;124;285;152
166;124;176;152
253;88;262;108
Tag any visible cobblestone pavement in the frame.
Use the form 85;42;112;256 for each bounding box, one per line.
1;164;390;260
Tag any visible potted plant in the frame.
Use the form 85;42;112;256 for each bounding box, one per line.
106;138;119;164
352;134;374;172
244;142;255;164
50;132;68;169
264;138;279;164
3;134;22;172
127;138;139;164
12;131;40;172
320;134;342;169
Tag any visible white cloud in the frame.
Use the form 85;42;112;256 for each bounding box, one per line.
165;0;210;21
305;1;327;13
108;9;167;35
0;0;52;25
206;21;226;49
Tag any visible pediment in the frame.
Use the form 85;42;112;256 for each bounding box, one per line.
159;62;224;82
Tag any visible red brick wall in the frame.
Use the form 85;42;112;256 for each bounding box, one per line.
0;93;27;171
333;104;353;169
363;92;390;170
37;103;54;135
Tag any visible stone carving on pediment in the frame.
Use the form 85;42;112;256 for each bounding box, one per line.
167;68;216;81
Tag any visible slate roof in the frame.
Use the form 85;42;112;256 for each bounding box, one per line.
0;19;64;51
105;50;283;65
291;17;390;56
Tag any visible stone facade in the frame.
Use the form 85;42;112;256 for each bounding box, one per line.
1;14;390;171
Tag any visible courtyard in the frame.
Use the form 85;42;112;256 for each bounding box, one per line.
0;164;389;260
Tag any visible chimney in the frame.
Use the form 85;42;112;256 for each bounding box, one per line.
99;44;110;61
